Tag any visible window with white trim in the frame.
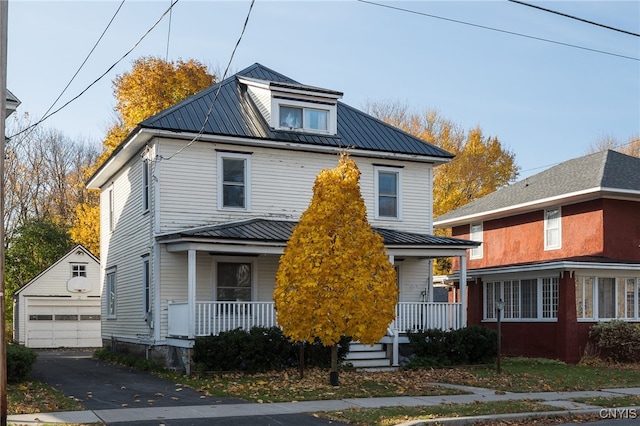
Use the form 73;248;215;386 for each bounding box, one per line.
215;261;253;301
142;256;150;315
108;186;114;232
279;105;329;132
484;277;558;320
544;207;561;250
142;158;151;213
217;152;251;210
106;267;117;318
470;223;483;259
375;166;401;220
71;264;87;277
576;276;639;320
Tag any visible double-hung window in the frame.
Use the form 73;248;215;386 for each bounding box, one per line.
544;207;561;250
106;267;117;318
142;158;151;213
470;223;483;259
484;277;558;321
576;276;639;320
217;152;251;210
142;256;150;316
375;166;401;220
215;261;253;302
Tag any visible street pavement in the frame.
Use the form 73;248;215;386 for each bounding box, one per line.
8;349;640;425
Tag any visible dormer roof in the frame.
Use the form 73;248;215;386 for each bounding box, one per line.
5;89;20;117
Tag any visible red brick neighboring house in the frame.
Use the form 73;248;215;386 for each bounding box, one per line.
434;150;640;363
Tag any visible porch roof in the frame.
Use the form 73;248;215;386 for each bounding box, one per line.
157;218;479;257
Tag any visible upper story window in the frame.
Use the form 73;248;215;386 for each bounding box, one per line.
238;76;342;136
544;207;561;250
217;152;251;210
142;158;151;213
470;223;483;259
279;105;329;132
375;166;402;220
108;186;115;233
71;264;87;278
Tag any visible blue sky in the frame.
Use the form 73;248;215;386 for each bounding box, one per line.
7;1;640;178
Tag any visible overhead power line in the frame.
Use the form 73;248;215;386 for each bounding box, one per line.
161;0;256;161
508;0;640;38
357;0;639;61
10;0;181;139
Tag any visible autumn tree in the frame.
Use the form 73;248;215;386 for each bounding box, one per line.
365;102;519;273
70;57;216;254
274;154;398;384
588;134;640;158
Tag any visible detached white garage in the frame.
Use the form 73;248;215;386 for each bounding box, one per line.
13;245;101;348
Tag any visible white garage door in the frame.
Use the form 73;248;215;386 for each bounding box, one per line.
26;299;101;348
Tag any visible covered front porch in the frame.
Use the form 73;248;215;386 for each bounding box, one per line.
158;218;479;357
167;300;462;338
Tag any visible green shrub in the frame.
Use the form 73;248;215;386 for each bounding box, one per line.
406;326;497;367
589;321;640;363
6;344;37;382
193;327;351;373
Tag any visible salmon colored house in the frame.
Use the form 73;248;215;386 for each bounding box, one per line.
434;150;640;363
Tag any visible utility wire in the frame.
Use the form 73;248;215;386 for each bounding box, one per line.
161;0;256;161
166;0;173;60
508;0;640;38
357;0;639;61
10;0;181;139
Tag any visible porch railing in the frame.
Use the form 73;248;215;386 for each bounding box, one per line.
168;301;461;338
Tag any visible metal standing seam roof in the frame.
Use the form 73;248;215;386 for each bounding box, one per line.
140;63;454;160
434;150;640;224
157;218;479;248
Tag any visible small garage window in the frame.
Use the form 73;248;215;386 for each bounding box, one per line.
55;315;79;321
81;315;101;321
71;264;87;277
29;315;52;321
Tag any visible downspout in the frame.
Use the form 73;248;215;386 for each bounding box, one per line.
152;147;161;341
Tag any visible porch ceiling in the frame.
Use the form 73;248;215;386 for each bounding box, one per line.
157;218;478;257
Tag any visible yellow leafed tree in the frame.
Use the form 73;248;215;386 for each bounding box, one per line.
69;57;216;255
274;154;398;381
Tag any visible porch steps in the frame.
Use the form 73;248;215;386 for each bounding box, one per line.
344;343;396;371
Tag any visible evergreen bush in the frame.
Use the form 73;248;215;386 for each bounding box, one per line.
588;320;640;363
7;343;37;382
406;326;497;367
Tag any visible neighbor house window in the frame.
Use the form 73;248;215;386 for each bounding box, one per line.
106;268;117;318
71;264;87;277
142;256;150;315
279;105;329;132
576;276;639;320
484;277;558;321
375;166;401;219
544;207;561;250
469;223;483;259
216;262;253;301
142;158;151;212
217;152;251;210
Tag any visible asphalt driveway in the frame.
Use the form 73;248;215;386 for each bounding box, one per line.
30;349;247;411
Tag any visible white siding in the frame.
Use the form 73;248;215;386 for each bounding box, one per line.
99;151;154;342
397;259;432;302
156;139;433;234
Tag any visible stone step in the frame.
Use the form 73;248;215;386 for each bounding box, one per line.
346;357;392;368
349;343;383;352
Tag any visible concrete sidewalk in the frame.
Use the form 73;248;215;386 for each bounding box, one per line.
8;384;640;425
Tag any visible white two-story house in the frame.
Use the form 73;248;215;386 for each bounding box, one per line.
86;63;478;370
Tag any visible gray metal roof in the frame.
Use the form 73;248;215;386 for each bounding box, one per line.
435;150;640;225
157;218;478;248
140;63;453;159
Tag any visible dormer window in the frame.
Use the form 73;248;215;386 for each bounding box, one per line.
238;76;342;136
279;105;329;131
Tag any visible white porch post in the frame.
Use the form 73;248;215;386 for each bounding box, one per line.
459;254;467;328
188;249;196;339
428;259;434;302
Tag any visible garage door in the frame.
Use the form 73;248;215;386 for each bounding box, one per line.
26;299;101;348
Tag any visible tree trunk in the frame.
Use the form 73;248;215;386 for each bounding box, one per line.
329;345;339;386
